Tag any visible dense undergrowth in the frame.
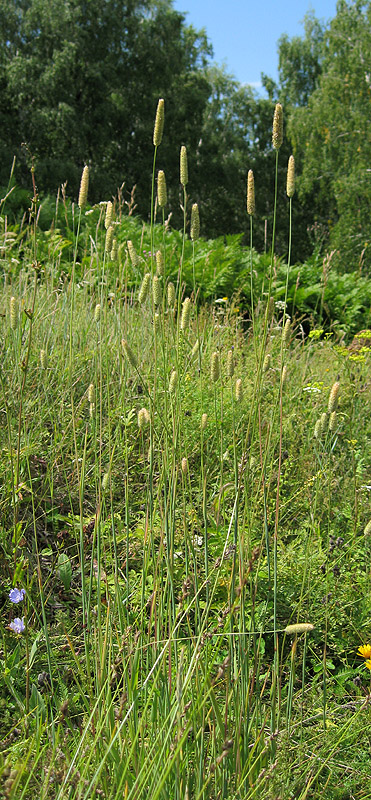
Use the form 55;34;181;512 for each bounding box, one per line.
0;103;371;799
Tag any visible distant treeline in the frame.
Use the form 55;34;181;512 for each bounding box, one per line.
1;0;370;270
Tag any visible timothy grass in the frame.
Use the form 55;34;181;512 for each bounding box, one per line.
1;104;371;800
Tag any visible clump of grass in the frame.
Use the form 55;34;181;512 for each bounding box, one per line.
0;97;370;800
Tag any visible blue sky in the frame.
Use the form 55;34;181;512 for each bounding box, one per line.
172;0;338;90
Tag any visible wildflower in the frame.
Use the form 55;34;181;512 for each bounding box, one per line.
9;617;25;634
366;659;371;671
357;643;371;659
9;588;26;604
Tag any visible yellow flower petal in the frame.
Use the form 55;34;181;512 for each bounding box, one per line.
357;644;371;659
365;659;371;671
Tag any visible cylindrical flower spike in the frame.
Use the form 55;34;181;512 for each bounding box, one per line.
329;411;337;432
180;145;188;187
263;353;271;372
247;170;255;216
122;339;137;368
284;623;314;635
282;318;291;347
364;520;371;536
78;165;89;208
40;349;48;369
201;413;208;430
10;296;18;330
127;240;140;268
320;411;328;435
111;238;118;261
235;378;243;402
287;155;295;198
157;170;167;208
272;103;283;150
105;225;114;253
152;275;162;307
169;369;178;394
105;201;113;230
226;349;234;379
281;365;287;385
180;297;191;331
211;352;220;383
94;303;101;323
190;203;200;241
167;282;176;307
181;457;188;475
138;273;151;304
138;407;150;429
328;381;340;413
88;383;94;404
153;98;165;147
156;250;164;276
314;419;322;439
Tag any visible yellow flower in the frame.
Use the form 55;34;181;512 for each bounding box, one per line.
357;644;371;659
365;659;371;671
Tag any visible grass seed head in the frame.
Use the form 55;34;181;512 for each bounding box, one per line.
191;203;200;241
169;369;178;394
88;383;94;403
314;419;322;439
328;381;340;413
286;155;295;198
127;240;140;267
122;339;137;368
201;412;208;430
138;407;150;430
364;520;371;536
10;296;17;330
247;169;255;216
282;318;291;347
263;353;271;372
329;410;337;431
153;98;164;146
105;225;114;253
78;165;89;208
89;402;95;418
156;250;164;276
272;103;283;150
211;351;220;383
191;339;199;358
94;303;101;323
138;273;151;304
181;457;188;474
285;623;314;635
157;170;167;208
281;364;287;386
40;349;48;369
227;349;234;378
320;411;328;434
167;282;176;307
111;238;118;261
152;275;162;307
180;145;188;187
180;297;191;331
154;312;161;333
105;201;113;229
235;378;243;402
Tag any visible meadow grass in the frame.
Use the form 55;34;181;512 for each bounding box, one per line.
1;103;371;800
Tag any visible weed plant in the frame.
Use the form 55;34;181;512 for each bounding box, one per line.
0;103;371;800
